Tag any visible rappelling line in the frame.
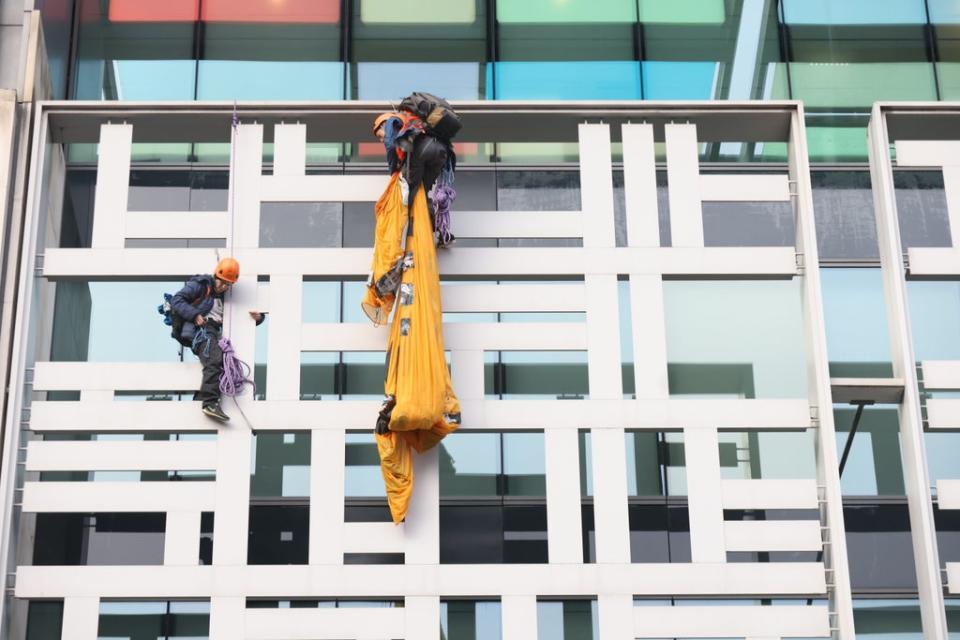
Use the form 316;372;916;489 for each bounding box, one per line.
218;102;257;432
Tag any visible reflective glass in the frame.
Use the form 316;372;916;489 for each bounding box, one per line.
440;432;500;496
926;432;960;486
844;505;918;591
641;0;783;100
26;600;63;640
935;504;960;574
37;0;75;99
834;406;906;496
250;432;310;498
782;0;927;25
820;269;894;378
853;599;922;639
33;513;166;566
536;600;598;640
197;61;344;100
811;171;879;260
439;505;547;564
498;0;635;23
345;433;386;498
907;281;960;360
441;601;503;640
894;171;951;250
248;505;309;564
496;351;589;399
97;600;210;639
362;0;475;23
488;62;641;100
260;202;343;248
663;280;807;398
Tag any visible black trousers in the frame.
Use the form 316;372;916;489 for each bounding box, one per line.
404;135;448;222
191;327;223;406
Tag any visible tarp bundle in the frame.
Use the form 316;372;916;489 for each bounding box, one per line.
362;173;461;524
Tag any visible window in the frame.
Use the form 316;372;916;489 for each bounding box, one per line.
441;600;502;640
536;600;598;640
97;601;210;639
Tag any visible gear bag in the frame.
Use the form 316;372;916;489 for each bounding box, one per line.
399;91;461;141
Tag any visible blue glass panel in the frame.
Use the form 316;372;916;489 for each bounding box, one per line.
488;62;641;100
930;0;960;23
641;61;717;99
782;0;927;25
112;61;196;101
820;268;893;377
357;62;482;100
197;61;345;100
907;281;960;361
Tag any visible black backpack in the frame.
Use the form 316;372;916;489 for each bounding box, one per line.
399;92;462;141
158;276;211;347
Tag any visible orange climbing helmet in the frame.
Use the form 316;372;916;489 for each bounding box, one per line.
215;257;240;283
373;112;396;135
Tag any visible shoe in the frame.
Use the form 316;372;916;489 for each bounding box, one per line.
202;403;230;422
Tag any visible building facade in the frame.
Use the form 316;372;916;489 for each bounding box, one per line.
1;2;960;640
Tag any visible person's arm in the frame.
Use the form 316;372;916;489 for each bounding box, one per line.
249;311;266;325
171;280;206;324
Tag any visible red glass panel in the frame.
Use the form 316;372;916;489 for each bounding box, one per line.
107;0;199;22
202;0;340;23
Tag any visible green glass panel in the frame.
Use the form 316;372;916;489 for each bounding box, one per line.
805;124;869;163
361;0;476;23
497;0;636;23
250;432;311;498
638;0;724;24
663;281;808;399
789;62;937;109
834;407;905;496
937;62;960;100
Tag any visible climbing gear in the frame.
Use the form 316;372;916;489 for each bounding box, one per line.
159;277;213;347
218;337;255;398
363;173;461;524
432;165;457;248
202;402;230;422
373;111;396;135
399;92;462;141
215;257;240;283
192;325;213;359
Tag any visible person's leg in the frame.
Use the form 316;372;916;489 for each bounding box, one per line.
195;334;225;411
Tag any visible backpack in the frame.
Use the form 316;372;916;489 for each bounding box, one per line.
158;276;211;347
399;92;461;141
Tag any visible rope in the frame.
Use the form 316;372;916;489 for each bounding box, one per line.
218;336;254;397
192;325;212;359
433;164;456;246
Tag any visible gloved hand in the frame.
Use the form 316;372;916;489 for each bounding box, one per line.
399;175;410;206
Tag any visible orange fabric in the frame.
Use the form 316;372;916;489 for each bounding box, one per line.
366;175;460;524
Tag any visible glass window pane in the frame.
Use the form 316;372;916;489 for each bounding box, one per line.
26;600;64;640
536;600;598;640
894;171;951;250
250;432;310;498
782;0;927;25
812;170;879;260
300;352;337;400
362;0;475;23
853;599;923;639
664;280;808;398
844;505;918;591
33;513;166;566
260;202;343;248
345;433;386;498
834;407;905;496
441;600;503;640
820;269;894;378
302;282;341;324
440;432;500;496
98;600;210;640
248;505;309;564
203;0;340;23
908;281;960;360
357;62;483;100
197;61;345;101
498;0;635;23
503;433;546;496
489;62;641;100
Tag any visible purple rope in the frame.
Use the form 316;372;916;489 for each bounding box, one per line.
433;183;456;245
219;337;254;397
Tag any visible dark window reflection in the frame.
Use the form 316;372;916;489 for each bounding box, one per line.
894;170;951;250
97;601;210;640
440;505;547;564
844;504;918;591
260;202;343;248
33;513;165;566
935;504;960;572
536;599;597;640
811;171;878;260
26;600;64;640
248;505;309;565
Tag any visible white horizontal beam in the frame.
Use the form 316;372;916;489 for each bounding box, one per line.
342;522;406;554
260;175;388;202
300;322;587;352
43;247;797;278
894;140;960;168
440;284;586;313
925;398;960;430
937;480;960;510
699;174;791;202
245;607;405;640
908;247;960;277
949;563;960;594
721;479;820;510
125;212;228;239
724;520;822;552
25;440;217;472
28;399;813;432
14;563;826;598
33;361;199;392
633;605;830;638
921;360;960;390
453;213;582;239
22;481;216;512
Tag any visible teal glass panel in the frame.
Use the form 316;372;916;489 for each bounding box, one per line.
441;432;500;496
503;433;546;496
302;281;342;324
641;0;783;100
77;59;196;100
907;281;960;360
937;63;960;100
98;601;210;640
250;432;310;498
440;601;503;640
834;407;906;496
789;63;936;109
357;62;483;100
926;432;960;486
497;351;589;399
930;0;960;23
536;600;598;640
300;352;337;400
820;269;894;378
362;0;476;23
497;0;636;23
638;0;724;24
663;281;808;398
487;62;641;100
197;61;344;100
641;62;716;99
804;117;871;163
853;599;922;638
345;433;386;497
782;0;927;25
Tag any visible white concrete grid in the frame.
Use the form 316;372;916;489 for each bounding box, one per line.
2;104;847;639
